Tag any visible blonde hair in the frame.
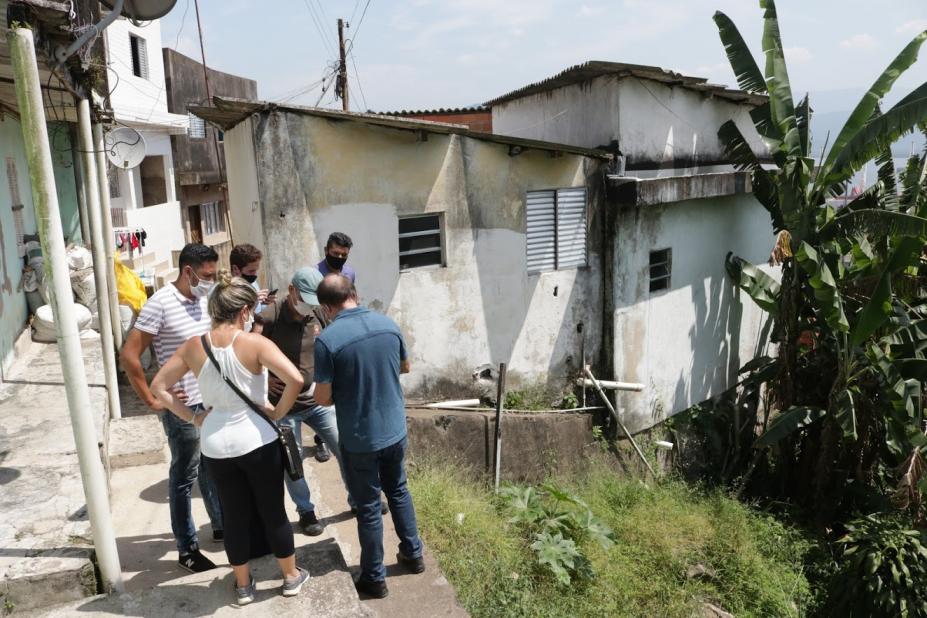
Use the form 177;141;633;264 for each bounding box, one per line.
207;269;258;325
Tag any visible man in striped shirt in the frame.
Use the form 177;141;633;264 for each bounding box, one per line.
120;244;224;573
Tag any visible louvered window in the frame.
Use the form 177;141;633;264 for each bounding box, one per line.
130;35;149;79
525;187;587;273
398;214;444;270
188;112;206;139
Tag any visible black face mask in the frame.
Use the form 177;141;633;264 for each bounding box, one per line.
325;254;347;271
241;274;258;284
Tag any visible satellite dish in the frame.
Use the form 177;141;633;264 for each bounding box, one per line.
100;0;177;21
104;128;147;170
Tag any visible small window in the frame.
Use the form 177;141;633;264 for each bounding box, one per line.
525;187;587;273
398;214;444;270
130;34;149;79
187;112;206;139
201;202;227;236
649;248;672;292
217;130;224;142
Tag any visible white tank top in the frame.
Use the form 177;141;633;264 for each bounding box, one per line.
197;332;277;459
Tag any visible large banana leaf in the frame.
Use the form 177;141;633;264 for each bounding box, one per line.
718;120;785;230
796;94;811;157
759;0;800;157
754;406;827;448
818;32;927;186
884;320;927;356
820;89;927;192
712;11;767;93
796;241;849;332
725;253;781;316
899;152;927;211
819;209;927;241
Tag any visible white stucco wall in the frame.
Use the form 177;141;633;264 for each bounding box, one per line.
226;111;606;397
105;19;170;120
124;201;185;267
492;74;766;168
611;194;776;432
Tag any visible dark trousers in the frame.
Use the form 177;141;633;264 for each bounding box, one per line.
204;441;295;566
342;436;423;582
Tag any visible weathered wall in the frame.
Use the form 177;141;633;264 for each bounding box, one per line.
124;200;185;267
162;48;258;187
492;74;765;168
104;19;170;120
48;123;81;244
611;194;776;432
230;111;605;396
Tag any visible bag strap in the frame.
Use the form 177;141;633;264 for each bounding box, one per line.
200;334;281;437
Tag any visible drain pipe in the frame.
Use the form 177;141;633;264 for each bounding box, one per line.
92;123;123;349
10;26;123;592
77;100;122;420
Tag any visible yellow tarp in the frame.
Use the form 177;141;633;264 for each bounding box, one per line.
114;255;147;314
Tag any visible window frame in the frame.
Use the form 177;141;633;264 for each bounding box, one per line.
525;186;588;274
648;248;672;293
187;111;206;139
398;213;446;272
129;34;149;80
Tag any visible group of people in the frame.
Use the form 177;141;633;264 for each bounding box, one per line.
119;233;423;606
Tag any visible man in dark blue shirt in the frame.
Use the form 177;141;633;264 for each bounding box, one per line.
313;274;424;599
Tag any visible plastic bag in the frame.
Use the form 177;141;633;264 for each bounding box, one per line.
115;257;147;314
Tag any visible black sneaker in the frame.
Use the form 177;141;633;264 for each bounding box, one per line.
298;511;324;536
351;500;389;516
397;550;426;574
212;529;224;542
178;548;217;573
354;577;388;599
314;441;331;463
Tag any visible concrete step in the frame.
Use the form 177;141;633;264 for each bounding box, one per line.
27;542;373;617
108;415;167;469
0;337;110;614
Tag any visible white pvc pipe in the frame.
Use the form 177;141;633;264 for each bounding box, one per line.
10;27;123;592
424;399;481;409
577;378;645;392
92;123;123;349
78;100;122;421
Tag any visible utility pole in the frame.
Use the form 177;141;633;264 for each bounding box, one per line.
337;18;349;112
92;124;124;351
9;26;123;593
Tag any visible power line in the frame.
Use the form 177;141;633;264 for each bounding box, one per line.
350;0;372;47
302;0;336;58
348;49;368;111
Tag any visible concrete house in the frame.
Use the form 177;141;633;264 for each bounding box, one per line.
488;61;775;431
102;18;187;271
193;98;609;399
162;48;257;254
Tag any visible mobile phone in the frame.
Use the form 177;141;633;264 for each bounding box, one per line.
268;288;278;296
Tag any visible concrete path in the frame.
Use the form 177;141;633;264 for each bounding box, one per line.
0;333;109;614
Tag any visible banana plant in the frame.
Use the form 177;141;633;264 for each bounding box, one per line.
713;0;927;515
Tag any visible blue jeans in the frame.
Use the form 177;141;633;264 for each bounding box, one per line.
279;403;355;515
160;407;223;552
342;436;423;582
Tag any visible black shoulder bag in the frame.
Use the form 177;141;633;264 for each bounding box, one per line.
201;334;304;481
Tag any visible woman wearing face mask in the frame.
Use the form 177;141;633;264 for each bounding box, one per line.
151;271;310;606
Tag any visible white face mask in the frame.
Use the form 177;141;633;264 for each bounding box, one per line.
243;311;254;332
189;271;215;299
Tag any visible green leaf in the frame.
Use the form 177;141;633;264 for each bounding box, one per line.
712;12;767;94
725;253;781;316
819;209;927;242
531;531;582;586
759;0;800;157
897;359;927;381
755;406;827;448
819;32;927;185
835;388;858;440
796;93;811;155
884;320;927;354
852;270;892;345
796;241;849;332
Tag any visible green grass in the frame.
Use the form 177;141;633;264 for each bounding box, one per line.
408;457;814;617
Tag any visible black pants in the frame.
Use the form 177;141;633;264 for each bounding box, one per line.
204;441;295;566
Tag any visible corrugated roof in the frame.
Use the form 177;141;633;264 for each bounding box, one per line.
190;97;611;159
373;105;489;116
485;60;767;106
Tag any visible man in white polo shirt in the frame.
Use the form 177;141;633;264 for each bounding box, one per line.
120;243;224;573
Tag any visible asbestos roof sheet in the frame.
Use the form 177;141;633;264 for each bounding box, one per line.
485;60;767;107
372;105;490;116
190;97;611;159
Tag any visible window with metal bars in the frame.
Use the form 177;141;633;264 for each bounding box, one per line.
398;214;444;270
130;34;149;79
188;112;206;139
525;187;587;274
649;248;672;292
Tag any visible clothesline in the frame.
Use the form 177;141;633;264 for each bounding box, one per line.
114;226;148;260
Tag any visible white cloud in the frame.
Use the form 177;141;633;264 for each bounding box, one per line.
896;19;927;34
577;4;605;18
840;33;876;50
784;46;813;63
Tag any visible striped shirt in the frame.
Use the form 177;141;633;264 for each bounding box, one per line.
134;283;211;406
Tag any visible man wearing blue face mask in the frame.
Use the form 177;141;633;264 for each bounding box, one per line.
120;243;224;573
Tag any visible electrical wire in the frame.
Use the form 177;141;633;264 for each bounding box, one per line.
350;0;372;48
302;0;336;58
348;49;368;111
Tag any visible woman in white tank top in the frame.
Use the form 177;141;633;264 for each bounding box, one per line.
151;271;309;606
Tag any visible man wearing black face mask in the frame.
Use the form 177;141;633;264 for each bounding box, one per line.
317;232;356;285
230;243;274;317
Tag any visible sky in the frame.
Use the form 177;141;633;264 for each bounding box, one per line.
158;0;926;115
